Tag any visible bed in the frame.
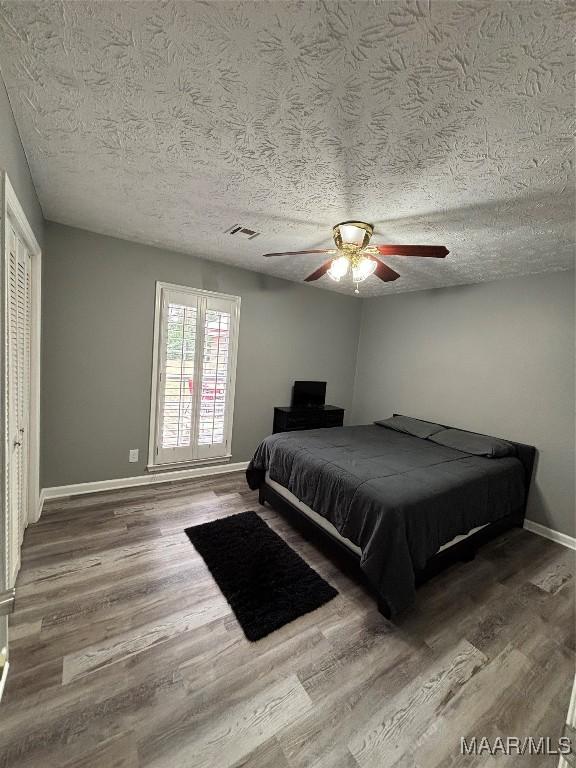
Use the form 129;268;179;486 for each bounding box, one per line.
246;415;536;618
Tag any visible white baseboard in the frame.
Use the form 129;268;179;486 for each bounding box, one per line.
41;461;249;508
35;488;46;522
524;519;576;551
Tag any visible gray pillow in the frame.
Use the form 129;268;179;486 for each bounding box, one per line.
429;428;515;457
375;415;444;439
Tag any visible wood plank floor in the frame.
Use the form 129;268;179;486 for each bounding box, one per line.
1;471;574;768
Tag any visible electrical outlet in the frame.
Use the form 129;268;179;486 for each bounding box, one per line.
129;449;139;463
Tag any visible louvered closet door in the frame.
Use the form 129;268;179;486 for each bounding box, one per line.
6;225;31;586
19;238;31;545
7;222;31;584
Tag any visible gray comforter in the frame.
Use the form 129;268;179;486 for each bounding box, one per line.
246;425;526;615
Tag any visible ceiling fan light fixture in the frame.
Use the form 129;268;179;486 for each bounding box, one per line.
333;221;373;250
352;256;377;283
327;255;350;281
262;220;448;292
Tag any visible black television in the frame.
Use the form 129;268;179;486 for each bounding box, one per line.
292;381;326;408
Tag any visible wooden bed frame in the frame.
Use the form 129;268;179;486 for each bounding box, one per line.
257;418;537;619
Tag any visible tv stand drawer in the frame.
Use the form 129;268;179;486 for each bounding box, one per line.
272;406;344;434
324;411;345;427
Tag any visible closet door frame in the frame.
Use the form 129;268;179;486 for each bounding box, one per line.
1;172;42;590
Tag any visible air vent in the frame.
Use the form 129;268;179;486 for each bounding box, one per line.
224;224;260;240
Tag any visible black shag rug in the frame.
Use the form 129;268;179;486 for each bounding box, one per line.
185;511;338;641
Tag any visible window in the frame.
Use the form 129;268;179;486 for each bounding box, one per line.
149;283;240;468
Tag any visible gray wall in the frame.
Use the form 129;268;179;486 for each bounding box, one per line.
352;270;576;537
41;222;361;487
0;75;43;245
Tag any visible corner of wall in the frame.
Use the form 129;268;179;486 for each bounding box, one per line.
0;67;45;248
350;295;369;423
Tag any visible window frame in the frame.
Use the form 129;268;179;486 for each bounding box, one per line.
147;281;241;471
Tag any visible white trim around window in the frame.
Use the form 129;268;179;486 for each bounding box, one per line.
147;282;240;470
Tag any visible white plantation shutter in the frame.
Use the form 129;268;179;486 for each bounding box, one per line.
152;285;240;466
196;297;233;459
156;289;200;465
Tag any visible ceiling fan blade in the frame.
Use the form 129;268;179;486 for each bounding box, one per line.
304;258;335;282
374;244;449;258
373;258;401;282
263;249;336;258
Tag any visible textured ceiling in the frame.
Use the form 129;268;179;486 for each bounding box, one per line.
0;0;573;296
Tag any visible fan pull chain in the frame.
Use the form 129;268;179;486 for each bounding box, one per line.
354;283;360;295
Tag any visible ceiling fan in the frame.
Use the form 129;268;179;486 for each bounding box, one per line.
263;221;449;293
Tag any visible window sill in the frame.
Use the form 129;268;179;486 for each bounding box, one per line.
147;455;232;473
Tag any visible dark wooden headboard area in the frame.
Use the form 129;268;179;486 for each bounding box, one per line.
392;414;537;503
